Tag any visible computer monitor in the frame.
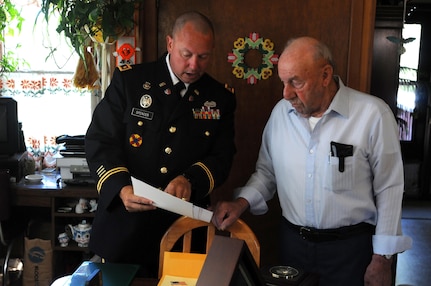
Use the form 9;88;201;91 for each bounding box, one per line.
0;97;21;157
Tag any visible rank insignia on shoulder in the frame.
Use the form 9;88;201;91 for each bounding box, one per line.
129;134;143;147
118;64;132;71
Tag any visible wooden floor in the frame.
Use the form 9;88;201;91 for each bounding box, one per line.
395;199;431;286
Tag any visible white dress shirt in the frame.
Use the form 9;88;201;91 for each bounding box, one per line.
235;77;412;255
166;54;189;96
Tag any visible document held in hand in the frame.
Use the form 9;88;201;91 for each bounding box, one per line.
131;176;213;223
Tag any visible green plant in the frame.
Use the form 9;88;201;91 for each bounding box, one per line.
40;0;140;61
0;0;25;74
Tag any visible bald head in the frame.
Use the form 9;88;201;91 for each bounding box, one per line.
171;11;215;42
282;37;334;69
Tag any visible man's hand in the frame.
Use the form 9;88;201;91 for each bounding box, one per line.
212;198;249;230
120;176;191;212
119;185;156;212
364;254;393;286
164;175;192;201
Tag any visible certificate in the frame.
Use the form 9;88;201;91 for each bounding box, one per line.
131;177;213;223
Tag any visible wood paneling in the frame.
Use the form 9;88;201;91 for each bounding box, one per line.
139;0;376;268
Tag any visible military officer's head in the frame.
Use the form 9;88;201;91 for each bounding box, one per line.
166;11;215;84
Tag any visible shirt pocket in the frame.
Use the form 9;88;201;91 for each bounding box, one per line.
325;156;354;193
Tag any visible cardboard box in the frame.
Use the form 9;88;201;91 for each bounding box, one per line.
22;237;52;286
158;252;206;286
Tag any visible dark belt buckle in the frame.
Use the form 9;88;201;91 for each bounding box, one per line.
299;226;311;240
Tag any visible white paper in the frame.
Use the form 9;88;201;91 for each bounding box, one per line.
131;176;213;223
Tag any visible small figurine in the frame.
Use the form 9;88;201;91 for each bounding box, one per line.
75;198;89;214
67;220;92;247
89;199;98;212
58;232;69;247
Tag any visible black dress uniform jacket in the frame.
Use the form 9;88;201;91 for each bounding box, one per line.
85;55;236;277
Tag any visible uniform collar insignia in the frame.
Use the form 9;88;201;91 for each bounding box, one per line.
118;64;132;71
143;82;151;90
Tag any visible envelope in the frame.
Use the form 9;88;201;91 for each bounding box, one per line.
131;176;213;223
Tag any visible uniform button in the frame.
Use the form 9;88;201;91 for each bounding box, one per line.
169;126;177;133
205;131;210;136
164;147;172;154
160;167;168;174
137;121;144;126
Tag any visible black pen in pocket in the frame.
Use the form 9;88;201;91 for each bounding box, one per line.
330;141;353;172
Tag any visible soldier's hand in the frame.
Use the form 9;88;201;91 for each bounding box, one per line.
164;175;192;201
119;185;156;212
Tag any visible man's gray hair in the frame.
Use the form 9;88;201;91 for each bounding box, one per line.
286;37;335;68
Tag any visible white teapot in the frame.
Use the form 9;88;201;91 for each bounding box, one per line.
66;220;92;247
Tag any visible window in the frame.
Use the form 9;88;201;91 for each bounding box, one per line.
396;23;422;141
1;0;93;168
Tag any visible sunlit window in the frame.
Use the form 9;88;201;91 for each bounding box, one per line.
396;23;422;141
0;0;92;168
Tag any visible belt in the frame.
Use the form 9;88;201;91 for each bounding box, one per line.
283;218;375;242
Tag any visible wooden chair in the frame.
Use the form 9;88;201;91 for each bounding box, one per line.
158;216;260;279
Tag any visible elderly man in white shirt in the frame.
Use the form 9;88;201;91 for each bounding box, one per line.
212;36;412;286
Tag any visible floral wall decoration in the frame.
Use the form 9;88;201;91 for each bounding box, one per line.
227;32;279;85
0;72;88;97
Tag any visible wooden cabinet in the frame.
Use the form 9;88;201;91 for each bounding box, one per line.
12;173;99;277
51;193;98;277
51;194;97;251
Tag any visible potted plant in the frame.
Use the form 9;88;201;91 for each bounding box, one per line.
40;0;140;62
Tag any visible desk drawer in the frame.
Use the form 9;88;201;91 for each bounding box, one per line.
14;195;51;207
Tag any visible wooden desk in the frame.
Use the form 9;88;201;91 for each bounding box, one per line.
13;172;98;207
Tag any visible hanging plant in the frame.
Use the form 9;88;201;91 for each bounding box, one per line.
0;0;25;76
39;0;141;61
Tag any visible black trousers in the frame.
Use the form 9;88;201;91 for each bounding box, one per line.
280;218;373;286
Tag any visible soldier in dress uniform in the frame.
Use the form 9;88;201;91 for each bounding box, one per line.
85;11;236;278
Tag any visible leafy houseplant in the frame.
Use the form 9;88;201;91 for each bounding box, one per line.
0;0;25;75
40;0;140;61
